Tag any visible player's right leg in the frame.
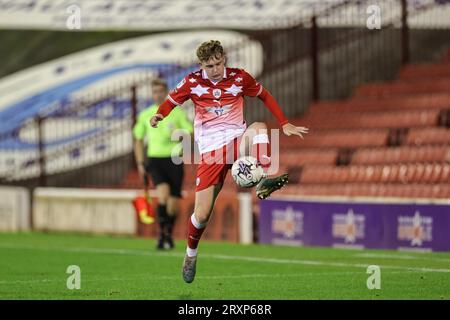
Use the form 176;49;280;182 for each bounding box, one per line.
182;183;223;283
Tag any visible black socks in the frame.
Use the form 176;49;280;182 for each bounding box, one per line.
157;204;168;238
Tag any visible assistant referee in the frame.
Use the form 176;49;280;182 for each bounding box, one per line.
133;78;193;250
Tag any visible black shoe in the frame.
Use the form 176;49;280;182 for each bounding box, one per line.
165;236;175;250
256;173;289;199
156;236;165;250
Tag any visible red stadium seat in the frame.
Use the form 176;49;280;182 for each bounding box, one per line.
309;93;450;114
398;63;450;79
301;109;440;130
406;128;450;146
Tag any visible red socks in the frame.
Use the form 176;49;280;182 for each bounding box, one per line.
187;214;206;256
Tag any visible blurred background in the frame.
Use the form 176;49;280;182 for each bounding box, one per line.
0;0;449;251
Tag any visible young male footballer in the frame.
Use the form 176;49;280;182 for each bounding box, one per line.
150;40;308;283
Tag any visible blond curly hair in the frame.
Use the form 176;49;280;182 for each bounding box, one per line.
196;40;225;62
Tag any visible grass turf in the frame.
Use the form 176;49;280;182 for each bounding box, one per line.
0;232;449;300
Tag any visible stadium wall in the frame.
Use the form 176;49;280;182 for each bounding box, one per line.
33;188;138;235
0;186;30;231
32;188;253;243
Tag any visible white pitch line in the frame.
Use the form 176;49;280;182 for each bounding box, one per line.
354;252;450;263
206;253;450;273
0;243;449;273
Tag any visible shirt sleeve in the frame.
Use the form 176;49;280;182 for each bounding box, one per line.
258;89;289;126
242;69;263;97
132;113;146;140
167;76;191;106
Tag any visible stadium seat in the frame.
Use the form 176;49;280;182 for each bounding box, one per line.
300;109;440;130
290;182;450;199
309;93;450;114
406;128;450;146
398;63;450;80
354;79;450;97
280;149;338;166
281;129;389;149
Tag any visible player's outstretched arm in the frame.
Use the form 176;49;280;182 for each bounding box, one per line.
150;98;177;128
282;123;309;139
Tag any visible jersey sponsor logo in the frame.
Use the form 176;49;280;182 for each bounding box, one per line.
212;89;222;99
205;104;232;117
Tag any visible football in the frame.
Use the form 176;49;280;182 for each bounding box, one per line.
231;156;264;188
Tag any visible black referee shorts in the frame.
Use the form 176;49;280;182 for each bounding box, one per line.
145;157;184;198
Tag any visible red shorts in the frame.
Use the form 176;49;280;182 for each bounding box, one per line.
195;137;242;192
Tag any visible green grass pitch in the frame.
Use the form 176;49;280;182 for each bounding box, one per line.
0;232;449;300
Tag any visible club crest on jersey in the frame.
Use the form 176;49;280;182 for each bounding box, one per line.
213;89;222;99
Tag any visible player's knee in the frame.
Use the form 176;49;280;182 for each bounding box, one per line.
194;210;210;224
193;206;211;224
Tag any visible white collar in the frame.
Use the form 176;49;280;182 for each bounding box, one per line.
201;67;227;83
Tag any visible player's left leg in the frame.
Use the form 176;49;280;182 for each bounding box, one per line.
240;122;289;199
182;140;239;283
239;122;271;169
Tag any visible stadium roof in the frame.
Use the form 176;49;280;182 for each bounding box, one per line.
0;0;450;30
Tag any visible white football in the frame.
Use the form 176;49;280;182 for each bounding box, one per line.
231;156;264;188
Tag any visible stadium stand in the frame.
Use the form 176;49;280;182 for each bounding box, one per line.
274;50;450;198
